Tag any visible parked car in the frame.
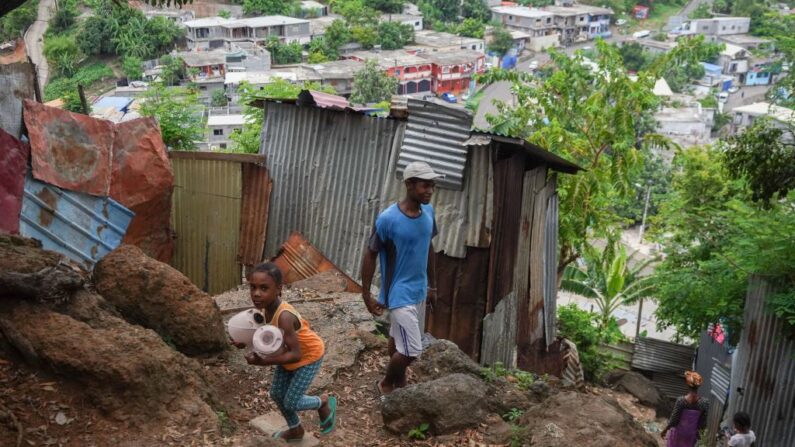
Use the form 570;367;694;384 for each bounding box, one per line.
440;92;457;103
616;18;628;26
632;30;651;38
718;91;729;103
528;60;539;71
728;86;739;94
485;62;494;70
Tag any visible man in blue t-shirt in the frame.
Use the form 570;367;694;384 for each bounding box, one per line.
361;161;440;396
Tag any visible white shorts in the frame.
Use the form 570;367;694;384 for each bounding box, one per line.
389;302;424;358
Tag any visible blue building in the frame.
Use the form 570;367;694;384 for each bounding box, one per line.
743;64;775;86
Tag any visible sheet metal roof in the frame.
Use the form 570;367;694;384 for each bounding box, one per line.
397;98;474;190
466;132;583;174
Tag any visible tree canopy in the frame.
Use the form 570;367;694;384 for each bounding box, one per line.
139;83;204;151
350;58;398;104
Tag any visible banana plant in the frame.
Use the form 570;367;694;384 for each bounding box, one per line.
561;237;657;329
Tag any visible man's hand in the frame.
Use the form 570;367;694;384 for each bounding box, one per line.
363;292;384;316
426;287;437;312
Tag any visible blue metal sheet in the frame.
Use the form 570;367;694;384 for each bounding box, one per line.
20;176;134;269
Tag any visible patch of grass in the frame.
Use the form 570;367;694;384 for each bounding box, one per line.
44;62;115;101
408;422;430;440
509;424;528;447
215;410;234;436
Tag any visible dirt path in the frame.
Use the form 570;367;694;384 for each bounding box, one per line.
24;0;55;93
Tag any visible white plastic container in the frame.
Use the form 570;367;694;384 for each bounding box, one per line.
252;325;284;356
227;309;266;346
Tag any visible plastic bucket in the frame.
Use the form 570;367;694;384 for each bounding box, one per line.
252;325;284;356
227;308;266;346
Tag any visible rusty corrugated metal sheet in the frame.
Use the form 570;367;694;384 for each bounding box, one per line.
238;160;271;266
297;90;351;110
19;176;134;270
397;98;473;190
0;129;29;233
0;41;35;138
486;151;526;313
260;102;400;280
725;278;795;446
24;100;114;197
514;167;544;349
427;249;490;359
633;337;695;373
543;187;559;347
170;153;242;294
111;117;174;263
481;291;518;368
381;143;493;259
271;232;362;292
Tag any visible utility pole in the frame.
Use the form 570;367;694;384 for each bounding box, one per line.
637;181;651;244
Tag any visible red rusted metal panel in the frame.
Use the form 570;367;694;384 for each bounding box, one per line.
110;117;173;208
485;150;526;313
271;232;363;293
23;100;113;197
238;161;271;266
110;117;175;262
0;129;30;233
427;248;490;360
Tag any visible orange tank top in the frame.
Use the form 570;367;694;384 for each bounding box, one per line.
268;301;325;370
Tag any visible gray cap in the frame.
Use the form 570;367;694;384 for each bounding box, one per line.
403;161;444;181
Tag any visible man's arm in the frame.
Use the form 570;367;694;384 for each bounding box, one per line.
361;244;384;316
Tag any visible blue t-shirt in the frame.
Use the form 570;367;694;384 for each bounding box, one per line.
368;203;437;309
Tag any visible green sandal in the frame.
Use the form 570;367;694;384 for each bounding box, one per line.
319;396;337;435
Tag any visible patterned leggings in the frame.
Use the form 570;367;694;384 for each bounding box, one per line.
269;358;323;429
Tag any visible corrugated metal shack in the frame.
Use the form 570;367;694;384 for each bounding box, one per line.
169;151;271;294
694;278;795;447
259;92;582;371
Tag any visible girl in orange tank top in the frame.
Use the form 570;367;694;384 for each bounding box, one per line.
238;263;337;442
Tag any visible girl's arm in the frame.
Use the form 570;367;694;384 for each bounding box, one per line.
245;312;302;366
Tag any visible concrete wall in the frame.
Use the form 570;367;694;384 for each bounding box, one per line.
529;33;560;52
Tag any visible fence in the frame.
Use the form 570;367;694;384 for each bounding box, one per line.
169;151;270;294
599;341;635;371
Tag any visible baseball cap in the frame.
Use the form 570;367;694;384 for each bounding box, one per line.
403;161;444;181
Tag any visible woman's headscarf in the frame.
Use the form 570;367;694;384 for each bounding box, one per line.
685;370;703;388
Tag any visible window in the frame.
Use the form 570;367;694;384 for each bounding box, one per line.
722;26;726;30
471;45;476;50
509;15;513;20
547;18;551;24
415;21;420;26
199;86;207;90
220;143;227;149
213;129;223;136
394;69;401;75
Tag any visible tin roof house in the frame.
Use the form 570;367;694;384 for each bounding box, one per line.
256;92;582;374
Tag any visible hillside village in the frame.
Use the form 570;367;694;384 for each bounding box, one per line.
1;0;794;446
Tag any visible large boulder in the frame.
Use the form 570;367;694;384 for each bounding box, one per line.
381;373;489;435
614;371;663;408
93;244;226;356
412;339;483;382
604;370;671;417
412;339;531;414
0;301;217;428
515;391;658;447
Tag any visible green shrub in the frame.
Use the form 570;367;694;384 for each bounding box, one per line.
557;303;626;382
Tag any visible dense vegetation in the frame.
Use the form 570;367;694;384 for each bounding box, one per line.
557;304;626;381
0;0;37;41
